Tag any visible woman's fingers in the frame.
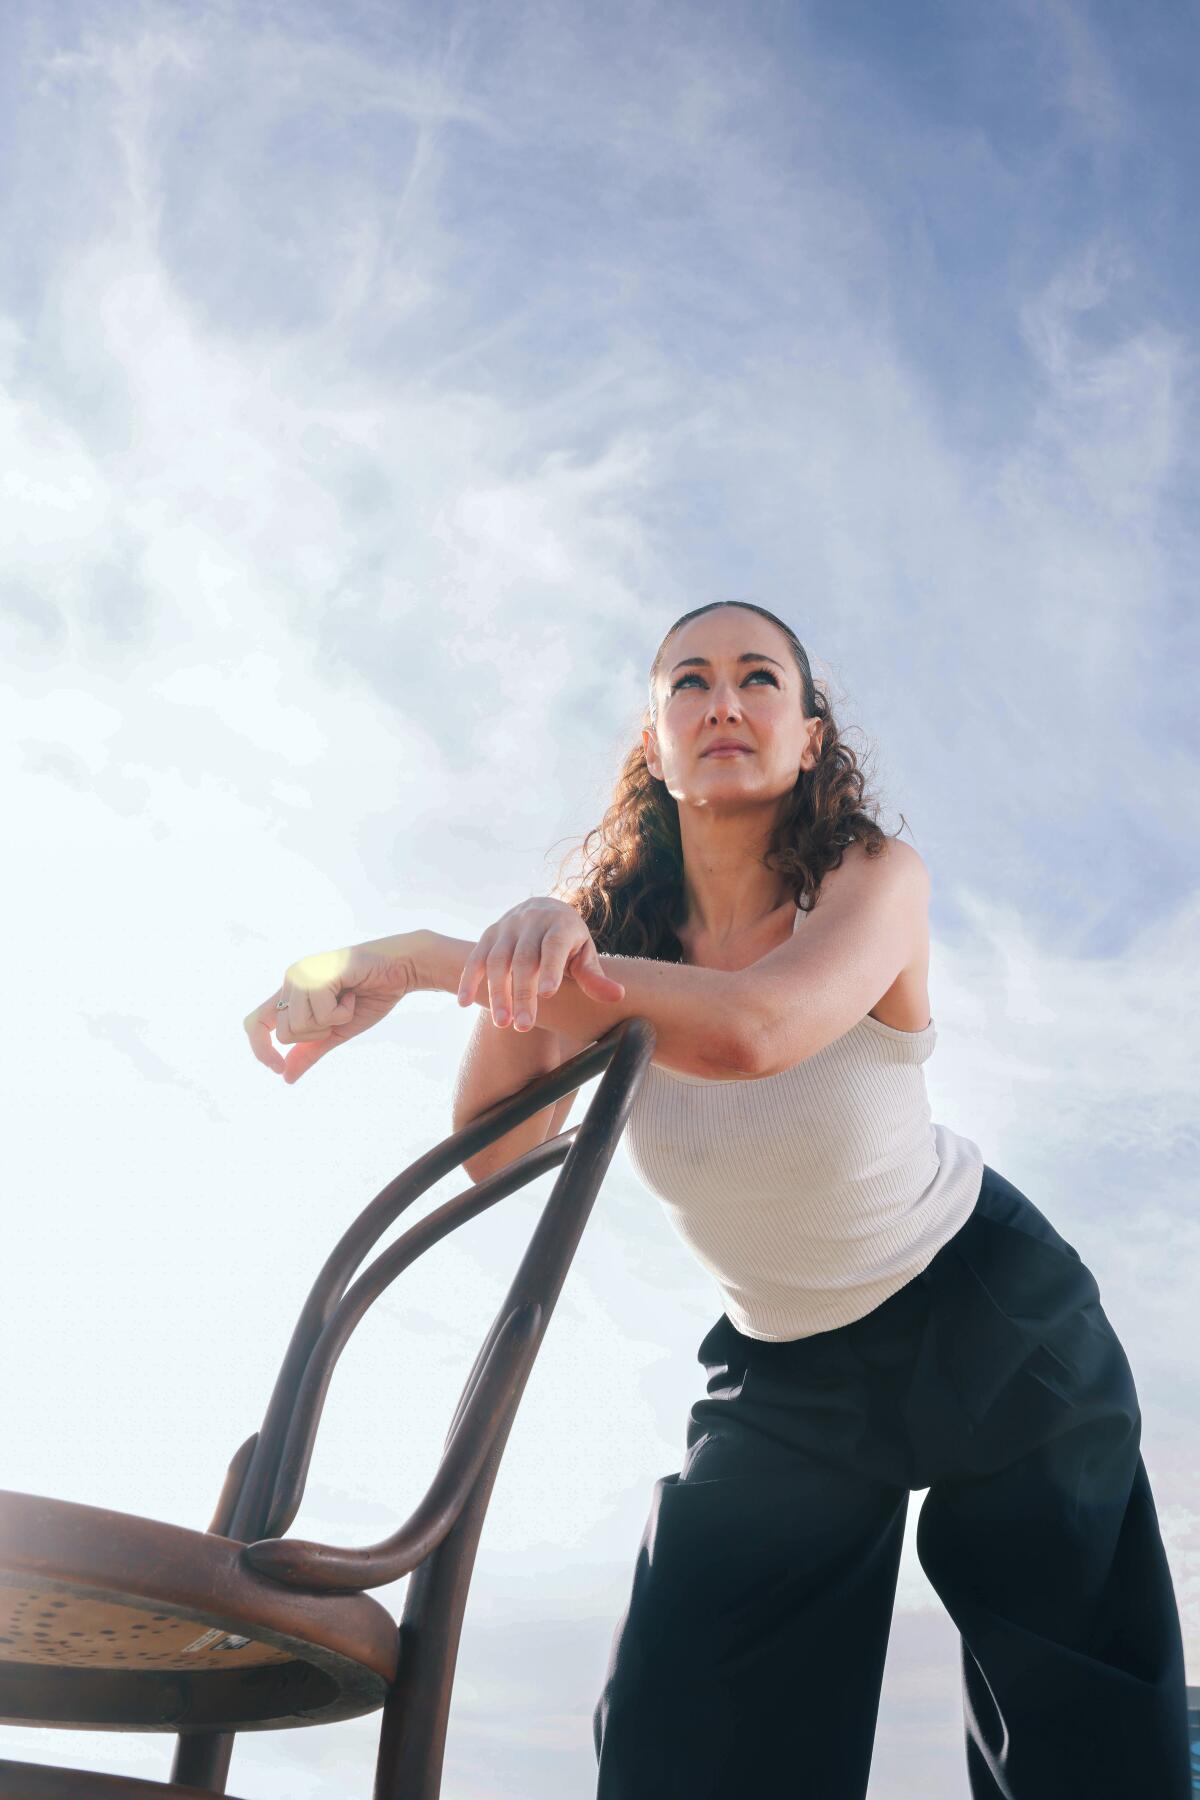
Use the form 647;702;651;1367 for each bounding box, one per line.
244;987;357;1076
571;944;625;1000
486;929;531;1028
303;989;355;1031
507;930;550;1030
467;926;547;1029
244;995;287;1073
454;919;624;1034
245;941;412;1085
273;999;351;1044
456;935;490;1009
517;932;622;1028
536;928;590;1015
281;1036;338;1084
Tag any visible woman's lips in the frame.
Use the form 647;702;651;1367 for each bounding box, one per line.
704;746;751;758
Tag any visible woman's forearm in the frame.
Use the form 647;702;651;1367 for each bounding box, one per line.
452;1007;576;1182
412;930;751;1080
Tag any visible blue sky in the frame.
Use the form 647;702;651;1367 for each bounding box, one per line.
2;1;1197;1794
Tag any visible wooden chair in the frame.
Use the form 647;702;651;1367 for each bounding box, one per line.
0;1019;654;1799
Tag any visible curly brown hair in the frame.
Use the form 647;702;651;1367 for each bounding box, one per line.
549;601;908;961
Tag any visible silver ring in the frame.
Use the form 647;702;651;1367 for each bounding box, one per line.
275;997;289;1010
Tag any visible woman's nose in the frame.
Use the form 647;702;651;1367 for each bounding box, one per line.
708;692;742;718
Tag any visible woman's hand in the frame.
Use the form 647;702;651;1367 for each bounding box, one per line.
456;897;625;1031
243;932;423;1085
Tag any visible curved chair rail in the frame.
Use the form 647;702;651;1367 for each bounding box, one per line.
258;1142;575;1544
222;1026;645;1550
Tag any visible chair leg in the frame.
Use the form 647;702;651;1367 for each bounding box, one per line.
170;1733;234;1793
373;1415;514;1800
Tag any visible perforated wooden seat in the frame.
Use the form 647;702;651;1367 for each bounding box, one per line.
0;1492;396;1732
0;1021;653;1796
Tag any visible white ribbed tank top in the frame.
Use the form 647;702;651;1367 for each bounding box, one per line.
623;906;984;1341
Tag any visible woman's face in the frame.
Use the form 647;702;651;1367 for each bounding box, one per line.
643;608;820;814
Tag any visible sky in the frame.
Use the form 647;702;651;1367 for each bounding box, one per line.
1;0;1197;1793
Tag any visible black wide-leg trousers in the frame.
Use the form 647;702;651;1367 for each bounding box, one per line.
592;1164;1191;1798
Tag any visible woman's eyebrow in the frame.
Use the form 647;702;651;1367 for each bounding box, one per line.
669;652;785;674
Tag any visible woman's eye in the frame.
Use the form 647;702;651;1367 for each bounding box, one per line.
670;669;779;693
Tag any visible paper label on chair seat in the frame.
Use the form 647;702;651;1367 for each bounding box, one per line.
180;1627;251;1654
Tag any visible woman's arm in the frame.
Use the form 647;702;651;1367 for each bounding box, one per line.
416;930;750;1079
452;1007;580;1184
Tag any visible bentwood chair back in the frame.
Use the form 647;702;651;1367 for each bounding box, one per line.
0;1018;655;1799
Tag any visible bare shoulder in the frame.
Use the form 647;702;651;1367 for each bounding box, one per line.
826;835;929;894
822;839;930;1011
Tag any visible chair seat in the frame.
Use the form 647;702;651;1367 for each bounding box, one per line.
0;1491;398;1732
0;1758;250;1798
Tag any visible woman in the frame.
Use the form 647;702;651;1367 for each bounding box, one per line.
245;601;1191;1798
